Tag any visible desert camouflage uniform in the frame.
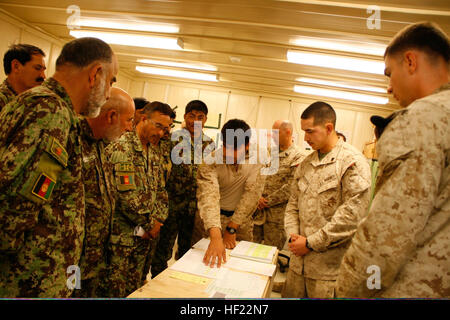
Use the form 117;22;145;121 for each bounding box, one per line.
104;131;168;297
0;78;84;298
282;139;371;298
336;84;450;298
253;144;305;250
72;119;115;298
151;130;214;278
0;79;17;111
192;148;266;243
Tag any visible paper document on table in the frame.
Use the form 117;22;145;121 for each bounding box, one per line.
169;271;210;285
192;238;210;251
226;256;276;276
230;241;277;264
169;248;223;279
205;268;267;298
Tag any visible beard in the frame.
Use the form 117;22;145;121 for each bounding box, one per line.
83;76;107;118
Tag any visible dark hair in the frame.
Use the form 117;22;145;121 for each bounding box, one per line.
185;100;208;115
143;101;176;119
221;119;251;148
133;97;150;110
3;44;45;75
336;131;346;142
384;22;450;64
301;101;336;127
56;37;113;69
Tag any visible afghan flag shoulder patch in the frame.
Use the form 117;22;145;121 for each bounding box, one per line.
119;174;134;186
31;173;56;201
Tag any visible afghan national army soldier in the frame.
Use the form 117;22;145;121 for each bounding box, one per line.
105;101;175;297
253;120;305;250
0;44;46;110
151;100;215;278
140;102;176;282
0;37;118;298
336;22;450;298
282;101;371;299
72;87;135;298
194;119;266;268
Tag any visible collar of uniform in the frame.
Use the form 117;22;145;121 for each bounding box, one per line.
43;78;74;112
129;131;144;153
311;138;344;167
3;78;17;95
279;143;295;158
79;117;96;142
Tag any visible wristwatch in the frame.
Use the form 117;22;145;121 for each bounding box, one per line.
305;238;313;251
226;226;237;234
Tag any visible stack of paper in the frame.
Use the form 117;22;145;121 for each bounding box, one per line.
229;240;277;264
169;248;221;279
205;268;267;298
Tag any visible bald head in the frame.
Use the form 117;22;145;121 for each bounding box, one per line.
87;87;135;142
272;120;293;151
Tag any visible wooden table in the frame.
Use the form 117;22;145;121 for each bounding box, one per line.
127;244;278;298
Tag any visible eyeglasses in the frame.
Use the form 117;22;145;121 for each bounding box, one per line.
148;118;172;133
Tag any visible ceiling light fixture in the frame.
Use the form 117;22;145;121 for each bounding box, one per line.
291;37;386;56
70;30;183;50
137;59;217;71
136;66;219;82
287;50;385;75
294;85;388;104
75;17;179;33
296;77;386;93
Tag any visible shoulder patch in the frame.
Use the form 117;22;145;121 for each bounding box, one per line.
49;137;68;167
31;173;56;201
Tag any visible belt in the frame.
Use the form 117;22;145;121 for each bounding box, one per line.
220;209;234;217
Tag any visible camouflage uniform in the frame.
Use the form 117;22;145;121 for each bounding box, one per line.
282;139;371;298
141;137;172;281
0;79;17;111
104;131;167;297
192;148;266;244
151;130;214;278
0;78;84;298
253;144;305;250
336;84;450;298
72;119;115;298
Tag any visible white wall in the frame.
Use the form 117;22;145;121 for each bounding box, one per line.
115;75;393;152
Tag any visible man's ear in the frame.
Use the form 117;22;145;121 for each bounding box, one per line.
326;123;334;135
106;109;118;124
11;59;22;73
88;63;103;88
404;51;418;74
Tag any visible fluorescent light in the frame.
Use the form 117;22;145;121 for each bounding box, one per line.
136;66;219;82
296;77;386;93
75;17;179;33
294;85;388;104
137;59;217;71
291;37;386;56
287;50;385;75
70;30;183;50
